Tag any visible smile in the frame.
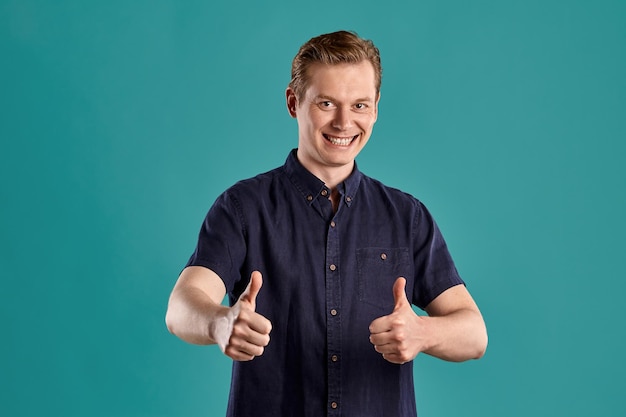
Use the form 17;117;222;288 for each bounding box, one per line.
324;134;358;146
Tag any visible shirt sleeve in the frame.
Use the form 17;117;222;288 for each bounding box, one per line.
185;189;247;294
411;200;465;309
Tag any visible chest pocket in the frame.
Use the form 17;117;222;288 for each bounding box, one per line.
356;247;411;311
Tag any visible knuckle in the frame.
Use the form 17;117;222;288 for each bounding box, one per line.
391;317;405;327
397;348;411;362
231;326;246;337
237;308;250;319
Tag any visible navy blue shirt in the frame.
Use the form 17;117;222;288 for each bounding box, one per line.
187;149;464;417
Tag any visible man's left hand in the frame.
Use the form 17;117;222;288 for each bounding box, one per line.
369;277;430;364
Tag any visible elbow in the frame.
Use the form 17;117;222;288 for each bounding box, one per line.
473;343;487;360
165;309;175;335
472;326;489;360
454;311;488;361
455;317;488;361
165;300;180;336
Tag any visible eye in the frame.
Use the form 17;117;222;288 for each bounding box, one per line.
318;101;336;109
354;103;368;110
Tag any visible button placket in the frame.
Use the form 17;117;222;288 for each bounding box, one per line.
325;207;341;415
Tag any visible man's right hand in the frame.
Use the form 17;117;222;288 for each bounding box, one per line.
210;271;273;361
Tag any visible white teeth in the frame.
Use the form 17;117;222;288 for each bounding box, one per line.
327;136;355;146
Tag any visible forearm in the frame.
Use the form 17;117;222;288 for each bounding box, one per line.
422;308;488;362
166;269;272;362
166;285;228;345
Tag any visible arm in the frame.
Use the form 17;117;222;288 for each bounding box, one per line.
369;278;487;363
421;283;488;361
165;266;272;361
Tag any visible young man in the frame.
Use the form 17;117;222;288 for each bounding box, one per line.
166;30;487;417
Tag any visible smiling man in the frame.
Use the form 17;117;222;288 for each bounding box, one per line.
166;31;487;417
287;60;379;196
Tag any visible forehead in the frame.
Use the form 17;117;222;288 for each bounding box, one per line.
303;61;377;100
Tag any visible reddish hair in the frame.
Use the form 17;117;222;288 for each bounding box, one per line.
288;30;382;100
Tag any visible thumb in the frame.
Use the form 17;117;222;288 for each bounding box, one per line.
239;270;263;309
392;277;409;310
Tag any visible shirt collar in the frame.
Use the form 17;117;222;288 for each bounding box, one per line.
283;149;362;208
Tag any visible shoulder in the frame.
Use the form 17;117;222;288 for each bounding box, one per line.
359;174;426;212
223;165;285;200
357;175;441;232
203;166;286;232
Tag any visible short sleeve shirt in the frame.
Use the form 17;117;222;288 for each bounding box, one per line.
186;149;464;417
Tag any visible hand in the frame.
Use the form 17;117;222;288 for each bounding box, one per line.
210;271;272;361
369;277;429;364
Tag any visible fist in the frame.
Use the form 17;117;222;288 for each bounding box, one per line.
368;277;426;364
211;271;273;361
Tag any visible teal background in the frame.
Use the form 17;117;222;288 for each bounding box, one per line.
2;0;625;416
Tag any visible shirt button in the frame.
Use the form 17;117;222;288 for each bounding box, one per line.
330;309;338;316
331;402;338;409
306;195;313;201
321;189;328;196
329;264;336;271
381;253;387;260
331;354;338;362
330;221;336;228
345;196;352;203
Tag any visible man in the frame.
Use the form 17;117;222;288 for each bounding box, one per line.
166;30;487;417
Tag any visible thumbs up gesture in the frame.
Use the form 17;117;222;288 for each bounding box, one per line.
210;271;272;361
368;277;428;364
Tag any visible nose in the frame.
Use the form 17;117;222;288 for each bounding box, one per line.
332;107;353;131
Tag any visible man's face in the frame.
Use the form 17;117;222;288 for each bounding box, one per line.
286;61;379;180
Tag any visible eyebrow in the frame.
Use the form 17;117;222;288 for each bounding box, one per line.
315;94;375;103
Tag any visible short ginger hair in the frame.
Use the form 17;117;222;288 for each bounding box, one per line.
288;30;382;101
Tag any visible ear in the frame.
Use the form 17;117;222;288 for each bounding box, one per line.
285;87;298;118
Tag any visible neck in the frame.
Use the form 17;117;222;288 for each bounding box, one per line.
320;169;350;190
297;158;354;191
329;188;341;213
